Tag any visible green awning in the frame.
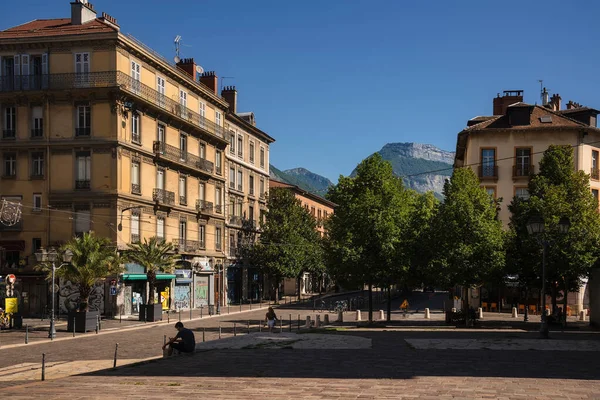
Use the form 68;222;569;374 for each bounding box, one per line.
123;274;176;281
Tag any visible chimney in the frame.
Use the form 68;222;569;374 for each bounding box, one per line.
99;12;119;31
541;87;549;106
492;90;524;115
200;71;218;95
71;0;97;25
176;58;197;80
221;86;237;114
549;94;561;111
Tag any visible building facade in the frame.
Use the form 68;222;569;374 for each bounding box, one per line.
0;0;274;316
454;89;600;315
269;179;336;295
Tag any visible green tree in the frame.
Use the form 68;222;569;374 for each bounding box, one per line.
428;167;505;320
124;237;180;305
326;153;410;321
250;187;322;300
507;145;600;323
35;232;122;311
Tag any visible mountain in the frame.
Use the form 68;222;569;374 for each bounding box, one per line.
353;143;455;198
269;165;334;197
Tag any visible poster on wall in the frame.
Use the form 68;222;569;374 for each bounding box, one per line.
194;275;209;307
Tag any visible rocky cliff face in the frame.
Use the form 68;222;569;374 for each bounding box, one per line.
380;142;455;164
269;165;333;197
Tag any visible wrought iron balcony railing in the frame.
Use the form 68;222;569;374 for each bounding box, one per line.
0;72;226;140
31;128;43;138
229;216;243;226
75;127;90;137
229;246;238;257
153;141;215;175
214;204;223;214
152;188;175;205
173;238;202;252
179;195;187;206
196;199;214;213
592;167;600;180
131;183;141;195
513;164;534;178
2;129;15;139
477;165;498;180
215;242;222;251
131;233;140;243
75;180;90;189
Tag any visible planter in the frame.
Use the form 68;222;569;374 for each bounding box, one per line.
67;311;99;333
139;304;163;322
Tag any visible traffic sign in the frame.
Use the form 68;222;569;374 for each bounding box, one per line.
400;299;409;309
6;274;16;284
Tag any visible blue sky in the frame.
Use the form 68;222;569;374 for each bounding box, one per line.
3;0;600;182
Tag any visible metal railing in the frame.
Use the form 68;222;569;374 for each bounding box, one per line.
592;168;600;180
179;195;187;206
152;188;175;205
215;242;222;251
31;128;43;138
229;216;243;226
196;199;214;213
214;204;223;214
75;180;90;189
229;246;238;257
2;130;15;139
131;234;140;243
75;127;90;137
0;72;226;140
131;183;141;194
132;133;141;144
513;164;534;178
477;165;498;180
173;238;202;252
153;141;214;175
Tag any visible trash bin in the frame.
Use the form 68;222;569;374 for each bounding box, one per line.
11;314;23;329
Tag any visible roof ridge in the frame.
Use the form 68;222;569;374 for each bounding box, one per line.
534;104;588;127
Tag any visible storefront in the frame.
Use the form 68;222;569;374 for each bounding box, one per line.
174;269;192;310
121;263;175;315
190;257;215;310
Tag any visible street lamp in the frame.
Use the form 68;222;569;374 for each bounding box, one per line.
526;216;570;339
35;247;73;339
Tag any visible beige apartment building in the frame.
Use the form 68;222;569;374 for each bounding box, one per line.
455;89;600;315
0;0;274;316
270;179;336;295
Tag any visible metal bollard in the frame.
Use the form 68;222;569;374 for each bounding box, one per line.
179;310;181;322
73;317;76;337
113;343;119;369
202;327;205;342
289;314;292;332
163;335;167;346
190;308;193;320
96;318;99;334
25;324;29;344
234;322;237;336
250;298;252;310
228;304;230;314
219;323;222;339
119;310;122;323
41;353;46;381
279;318;282;333
247;320;250;334
240;303;242;312
259;320;262;332
298;314;300;331
168;312;170;323
201;305;203;318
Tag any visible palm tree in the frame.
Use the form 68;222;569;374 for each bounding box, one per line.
124;236;179;305
36;232;122;312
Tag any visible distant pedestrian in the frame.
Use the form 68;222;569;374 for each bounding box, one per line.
265;307;277;333
162;322;196;356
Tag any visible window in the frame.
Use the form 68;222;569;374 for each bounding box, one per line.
318;209;322;220
260;147;265;168
215;111;222;126
236;201;242;217
179;90;187;118
324;211;328;219
593;150;599;180
3;152;16;177
249;175;254;195
311;207;316;217
237;170;243;191
248;205;254;222
515;148;531;177
179;220;187;240
199;143;206;159
131;161;140;194
76;151;91;189
199;102;206;118
131;112;140;144
179;176;187;205
199;182;205;201
229;131;235;154
260;178;265;197
593;189;599;205
198;224;206;246
215;227;222;250
33;193;42;211
3;106;15;138
74;209;91;237
156;216;165;240
131;213;140;243
74;52;90;86
249;141;255;164
76;104;91;136
480;148;496;177
215;187;222;213
32;238;42;254
131;60;141;94
229;233;236;255
484;187;496;199
179;133;187;160
229;167;236;189
157;124;165;143
156;168;165;189
215;151;222;175
156;76;165;108
237;136;243;157
515;187;530;200
30;106;43;138
229;199;235;216
31;152;44;177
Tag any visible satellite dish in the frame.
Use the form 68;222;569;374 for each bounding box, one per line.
174;56;181;64
196;65;204;74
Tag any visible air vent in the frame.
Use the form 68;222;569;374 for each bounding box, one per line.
540;115;552;123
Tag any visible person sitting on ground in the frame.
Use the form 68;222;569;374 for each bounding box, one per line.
162;322;196;356
265;307;277;333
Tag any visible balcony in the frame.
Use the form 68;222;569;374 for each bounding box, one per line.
132;133;141;144
2;130;15;139
229;216;243;226
179;195;187;206
173;238;202;253
153;141;215;176
131;233;140;243
513;164;534;179
592;168;600;180
0;72;226;141
0;221;22;231
131;183;141;195
152;188;175;205
31;128;43;138
477;165;498;181
75;127;90;137
214;204;223;214
75;180;90;189
196;199;214;214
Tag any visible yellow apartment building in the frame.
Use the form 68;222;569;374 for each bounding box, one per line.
454;89;600;316
0;0;274;316
269;179;336;295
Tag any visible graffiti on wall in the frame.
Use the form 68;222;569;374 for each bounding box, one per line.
58;279;104;313
174;285;190;310
194;276;208;307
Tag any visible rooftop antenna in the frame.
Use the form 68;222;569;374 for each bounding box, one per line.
174;35;182;64
220;76;235;92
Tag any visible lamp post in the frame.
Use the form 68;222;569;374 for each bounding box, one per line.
526;216;570;339
35;247;73;339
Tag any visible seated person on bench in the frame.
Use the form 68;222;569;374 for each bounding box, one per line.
162;322;196;356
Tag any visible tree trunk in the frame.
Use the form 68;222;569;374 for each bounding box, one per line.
79;285;92;312
368;282;373;322
386;285;392;322
147;270;156;305
274;279;280;304
297;274;302;302
465;286;471;327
